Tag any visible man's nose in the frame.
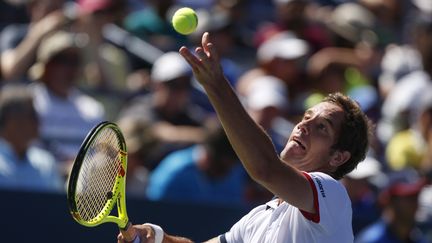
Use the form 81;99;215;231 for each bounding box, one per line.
298;120;309;134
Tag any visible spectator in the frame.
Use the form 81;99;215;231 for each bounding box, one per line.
254;0;331;52
118;52;210;169
188;8;247;113
29;30;105;174
0;0;69;82
306;47;381;123
117;116;159;198
243;75;294;153
0;84;63;192
355;169;429;243
377;14;432;145
146;125;247;206
342;156;384;235
123;0;188;52
74;0;131;93
236;31;310;118
386;91;432;172
359;0;408;45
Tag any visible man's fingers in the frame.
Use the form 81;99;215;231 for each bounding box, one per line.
179;46;201;71
195;47;208;61
202;32;211;55
206;43;219;63
118;233;125;243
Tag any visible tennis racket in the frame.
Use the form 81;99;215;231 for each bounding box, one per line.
67;121;140;243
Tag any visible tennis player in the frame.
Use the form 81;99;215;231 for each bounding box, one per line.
118;32;373;243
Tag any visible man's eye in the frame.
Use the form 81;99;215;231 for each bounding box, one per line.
318;123;327;131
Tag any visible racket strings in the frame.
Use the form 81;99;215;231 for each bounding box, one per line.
75;128;123;221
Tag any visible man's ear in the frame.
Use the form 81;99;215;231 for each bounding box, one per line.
329;150;351;167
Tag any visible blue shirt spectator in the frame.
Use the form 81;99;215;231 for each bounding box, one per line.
0;139;62;192
146;126;248;206
0;84;63;193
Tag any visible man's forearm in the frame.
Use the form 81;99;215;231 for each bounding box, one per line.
163;234;195;243
202;77;280;182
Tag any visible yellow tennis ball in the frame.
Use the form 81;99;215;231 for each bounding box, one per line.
172;7;198;35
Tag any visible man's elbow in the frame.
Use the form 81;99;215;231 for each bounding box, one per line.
247;160;274;185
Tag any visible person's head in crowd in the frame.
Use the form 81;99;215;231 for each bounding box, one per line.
378;44;423;98
117;116;159;172
343;156;384;233
378;169;427;229
150;52;192;116
326;2;378;48
191;9;236;58
355;168;429;242
344;156;385;198
360;0;403;24
307;48;357;95
256;31;309;85
199;125;239;178
29;30;84;98
117;116;159;195
244;75;288;130
253;0;310;47
0;85;39;158
273;0;310;29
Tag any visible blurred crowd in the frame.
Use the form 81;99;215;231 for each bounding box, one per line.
0;0;432;241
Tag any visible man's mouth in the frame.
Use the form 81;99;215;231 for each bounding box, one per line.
292;137;306;150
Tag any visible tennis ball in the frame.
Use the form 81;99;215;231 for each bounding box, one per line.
172;7;198;35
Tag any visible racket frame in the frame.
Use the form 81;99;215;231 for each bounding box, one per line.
67;121;130;229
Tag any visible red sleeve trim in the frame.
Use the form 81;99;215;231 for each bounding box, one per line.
300;172;320;223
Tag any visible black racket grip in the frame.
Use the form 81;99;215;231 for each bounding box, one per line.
121;222;140;243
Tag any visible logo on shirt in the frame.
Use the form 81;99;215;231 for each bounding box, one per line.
315;177;326;198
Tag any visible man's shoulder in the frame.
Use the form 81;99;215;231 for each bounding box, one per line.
305;172;349;200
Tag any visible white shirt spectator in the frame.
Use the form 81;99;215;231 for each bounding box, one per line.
32;83;105;162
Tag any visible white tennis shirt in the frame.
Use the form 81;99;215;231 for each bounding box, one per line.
221;172;354;243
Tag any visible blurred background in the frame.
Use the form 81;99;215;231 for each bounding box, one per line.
0;0;431;242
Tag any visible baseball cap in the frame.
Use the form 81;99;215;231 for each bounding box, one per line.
28;31;84;80
150;52;191;83
246;75;288;110
257;32;309;63
383;169;427;198
347;156;382;180
326;3;377;45
412;0;432;14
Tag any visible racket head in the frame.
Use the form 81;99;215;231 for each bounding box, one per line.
67;121;129;228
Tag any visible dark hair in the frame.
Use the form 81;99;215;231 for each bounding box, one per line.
204;126;237;162
323;92;373;179
0;85;38;128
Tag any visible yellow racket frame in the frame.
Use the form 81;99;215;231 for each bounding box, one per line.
67;122;130;230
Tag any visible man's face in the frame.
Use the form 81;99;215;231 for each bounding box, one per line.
153;76;191;113
281;102;345;172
